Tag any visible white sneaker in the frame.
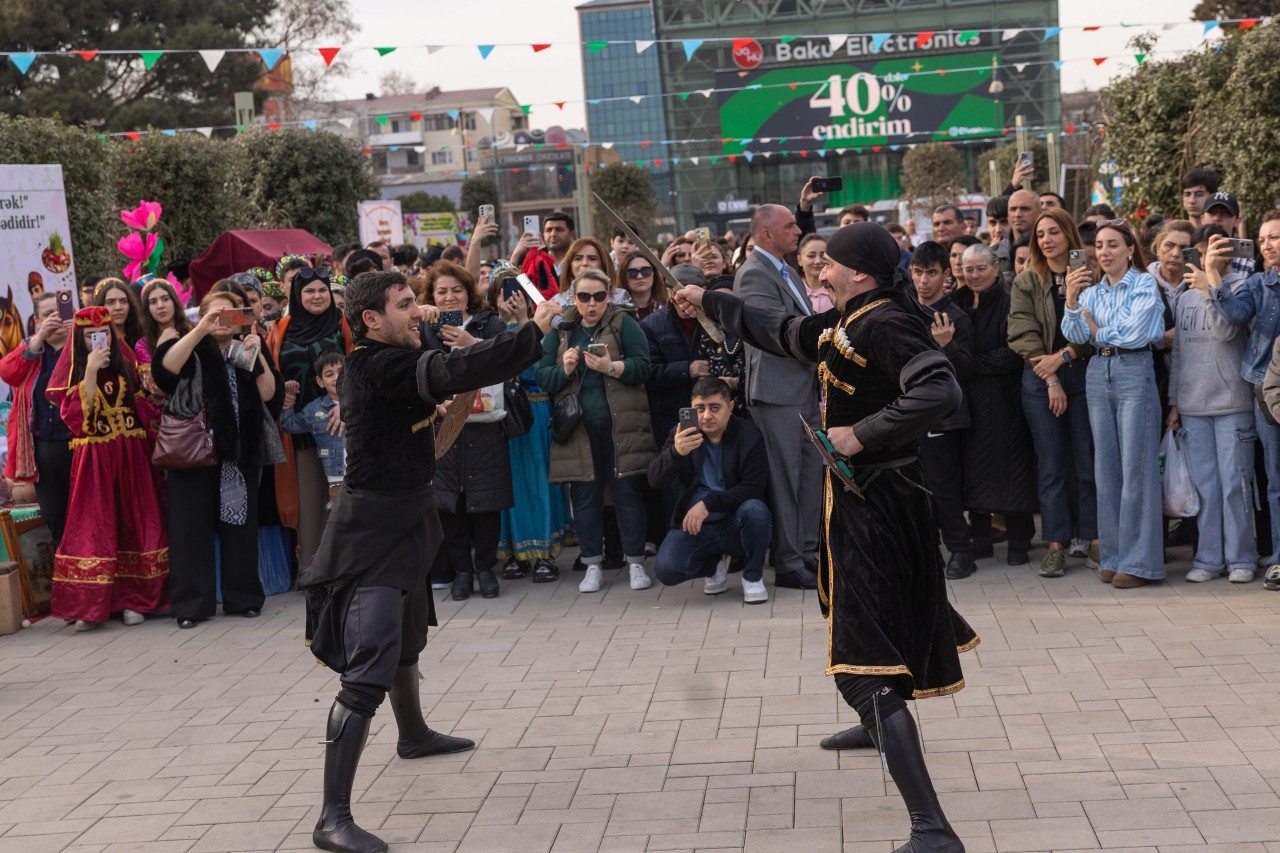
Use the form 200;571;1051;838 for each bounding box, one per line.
122;609;144;626
742;576;769;604
1229;568;1256;584
1186;567;1224;583
73;620;100;632
704;555;730;595
1067;538;1088;558
629;563;652;590
579;566;603;593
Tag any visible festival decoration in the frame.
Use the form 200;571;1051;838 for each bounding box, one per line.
116;200;166;282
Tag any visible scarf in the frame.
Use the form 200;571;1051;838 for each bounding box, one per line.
284;270;342;347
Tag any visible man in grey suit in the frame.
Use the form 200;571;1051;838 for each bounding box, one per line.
734;204;820;589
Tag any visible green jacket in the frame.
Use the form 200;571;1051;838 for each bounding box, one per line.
1008;268;1093;363
537;303;656;482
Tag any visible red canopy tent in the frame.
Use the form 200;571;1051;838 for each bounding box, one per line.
189;229;333;299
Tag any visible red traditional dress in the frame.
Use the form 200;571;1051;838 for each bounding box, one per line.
47;309;169;623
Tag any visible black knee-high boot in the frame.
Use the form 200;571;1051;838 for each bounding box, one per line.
867;704;963;853
819;724;875;750
313;702;387;853
387;663;475;759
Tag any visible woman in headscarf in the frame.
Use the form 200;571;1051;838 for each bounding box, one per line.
267;265;353;570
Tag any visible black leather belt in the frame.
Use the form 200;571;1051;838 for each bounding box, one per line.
1095;345;1151;357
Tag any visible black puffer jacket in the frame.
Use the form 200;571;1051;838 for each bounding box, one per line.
421;309;513;513
642;303;724;440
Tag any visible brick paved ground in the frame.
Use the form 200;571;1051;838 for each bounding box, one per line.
3;543;1280;852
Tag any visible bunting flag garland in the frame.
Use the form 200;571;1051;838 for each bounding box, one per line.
257;48;284;70
75;50;97;62
318;47;341;66
139;50;163;70
199;49;225;71
477;45;495;59
682;39;703;61
8;52;35;74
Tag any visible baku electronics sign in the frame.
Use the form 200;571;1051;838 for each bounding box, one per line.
718;47;1004;152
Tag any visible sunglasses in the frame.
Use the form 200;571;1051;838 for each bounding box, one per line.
575;290;609;303
1096;219;1128;229
295;267;331;285
626;266;655;279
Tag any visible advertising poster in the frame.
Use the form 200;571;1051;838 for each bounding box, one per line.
357;200;404;247
717;36;1004;152
0;165;77;357
402;212;475;250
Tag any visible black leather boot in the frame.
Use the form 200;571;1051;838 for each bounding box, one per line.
387;664;476;759
868;705;964;853
819;724;875;750
313;702;387;853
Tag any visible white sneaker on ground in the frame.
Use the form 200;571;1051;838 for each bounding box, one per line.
629;563;652;590
73;620;100;632
1186;567;1223;583
1067;538;1088;558
704;555;730;595
122;610;144;626
579;566;603;593
1229;568;1256;584
742;576;769;604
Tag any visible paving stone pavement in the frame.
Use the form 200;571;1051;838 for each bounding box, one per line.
3;543;1280;852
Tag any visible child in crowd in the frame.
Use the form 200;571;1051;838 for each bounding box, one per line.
281;351;346;503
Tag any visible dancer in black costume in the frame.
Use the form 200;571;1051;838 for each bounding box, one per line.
300;271;562;853
677;222;978;853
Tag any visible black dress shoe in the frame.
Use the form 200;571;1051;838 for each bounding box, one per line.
177;618;197;629
476;569;500;599
945;552;976;580
1006;540;1030;566
451;572;473;601
774;563;819;590
820;724;875;750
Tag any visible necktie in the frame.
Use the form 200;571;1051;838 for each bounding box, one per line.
780;263;812;315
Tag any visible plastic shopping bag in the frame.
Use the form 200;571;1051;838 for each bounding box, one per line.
1160;429;1200;518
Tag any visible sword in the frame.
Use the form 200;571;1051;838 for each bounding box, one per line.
591;192;725;344
801;417;864;501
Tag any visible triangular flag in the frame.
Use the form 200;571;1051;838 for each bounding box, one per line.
161;129;177;137
1043;27;1061;41
828;35;846;51
409;112;422;121
318;47;340;66
740;138;752;146
587;98;601;105
1053;60;1065;70
682;39;703;61
426;45;445;55
1013;63;1028;73
654;159;663;167
303;120;318;130
780;36;796;45
697;88;712;98
139;51;163;70
1241;18;1259;30
690;157;700;166
388;145;399;152
1082;25;1101;31
8;53;35;75
531;44;552;53
1135;53;1146;65
743;152;754;162
413;146;425;153
196;127;213;138
554;101;565;110
447;110;459;120
640;140;651;148
916;32;935;48
375;47;397;57
587;41;608;53
629;95;643;104
959;31;977;41
816;149;827;158
635;40;654;53
477;108;494;124
601;142;614;149
836;148;847;155
726;155;735;163
1002;28;1022;41
671;157;680;165
1093;57;1107;65
519;104;531;115
257;48;284;70
125;132;142;141
375;115;389;127
871;34;891;52
199;49;225;71
1204;21;1220;34
338;117;354;129
75;50;97;62
478;45;495;59
268;123;282;131
678;92;690;101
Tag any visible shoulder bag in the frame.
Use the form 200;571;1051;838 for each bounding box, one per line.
152;354;218;470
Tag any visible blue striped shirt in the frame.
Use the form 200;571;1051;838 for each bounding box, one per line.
1061;268;1165;349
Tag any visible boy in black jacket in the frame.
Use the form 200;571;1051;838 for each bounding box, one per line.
648;377;772;603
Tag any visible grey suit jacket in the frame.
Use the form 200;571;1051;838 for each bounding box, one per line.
733;250;819;407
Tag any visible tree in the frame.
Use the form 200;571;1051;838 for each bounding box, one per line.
397;191;457;214
0;117;116;277
460;177;500;221
976;140;1050;197
1192;0;1280;19
589;164;657;239
0;1;273;131
378;71;421;97
900;143;965;208
251;0;358;107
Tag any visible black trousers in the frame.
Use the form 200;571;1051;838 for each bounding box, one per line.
436;502;500;580
919;430;970;554
33;438;73;547
971;510;1036;543
168;465;265;620
337;576;433;717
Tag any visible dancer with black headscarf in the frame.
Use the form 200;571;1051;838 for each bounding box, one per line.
268;266;354;570
676;222;977;853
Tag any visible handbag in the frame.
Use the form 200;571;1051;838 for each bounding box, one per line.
501;379;534;439
152;408;217;469
552;377;582;445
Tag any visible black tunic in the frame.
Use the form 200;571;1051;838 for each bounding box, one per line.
703;286;979;700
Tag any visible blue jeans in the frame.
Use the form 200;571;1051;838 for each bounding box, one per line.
1086;352;1164;578
1181;413;1258;572
653;499;772;584
1254;405;1280;563
1021;361;1097;543
568;417;648;565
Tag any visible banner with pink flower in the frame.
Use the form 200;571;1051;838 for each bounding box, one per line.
0;165;77;362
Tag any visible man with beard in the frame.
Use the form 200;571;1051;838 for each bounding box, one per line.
675;222;977;853
301;270;561;853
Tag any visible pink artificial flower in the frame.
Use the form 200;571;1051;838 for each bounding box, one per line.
120;200;163;232
119;232;158;281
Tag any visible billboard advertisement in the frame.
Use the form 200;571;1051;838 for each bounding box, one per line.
717;46;1004;153
0;165;77;357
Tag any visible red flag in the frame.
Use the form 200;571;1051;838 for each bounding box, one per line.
318;47;340;66
640;140;651;148
267;123;281;130
1093;57;1107;65
1241;18;1259;29
531;44;552;52
555;102;565;110
410;112;422;121
125;132;141;141
1083;26;1101;31
75;50;98;61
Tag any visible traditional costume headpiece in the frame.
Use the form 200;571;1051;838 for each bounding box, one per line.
228;272;263;294
93;276;126;299
276;254;308;280
330;274;349;292
262;280;286;299
248;266;275;283
74;306;113;328
489;259;519;284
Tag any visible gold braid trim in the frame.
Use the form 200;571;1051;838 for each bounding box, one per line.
54;549;170;583
818;363;855;396
411;413;439;433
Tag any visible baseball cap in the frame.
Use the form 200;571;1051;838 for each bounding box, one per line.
1205;191;1239;217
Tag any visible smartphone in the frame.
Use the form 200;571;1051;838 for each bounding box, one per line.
694;226;711;243
1017;151;1034;168
1182;247;1202;269
437;310;464;329
501;277;523;300
55;289;74;321
479;204;495;220
523;215;540;237
89;330;108;351
1068;249;1087;271
678;407;699;434
220;308;253;327
811;176;844;193
1229;238;1255;259
586;342;608;358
